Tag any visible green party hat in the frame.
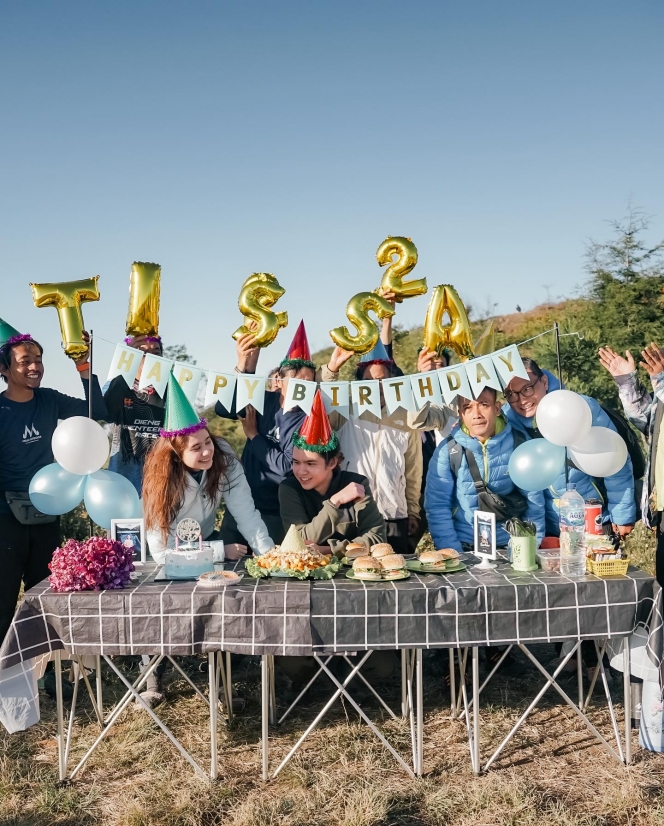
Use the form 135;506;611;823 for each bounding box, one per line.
0;318;30;347
160;371;207;437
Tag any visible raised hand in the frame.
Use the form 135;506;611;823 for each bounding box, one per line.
598;347;635;377
236;332;260;373
329;482;366;507
238;404;259;439
417;346;436;374
327;345;355;374
640;343;664;377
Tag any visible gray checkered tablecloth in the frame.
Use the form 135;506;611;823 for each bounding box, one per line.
0;560;655;671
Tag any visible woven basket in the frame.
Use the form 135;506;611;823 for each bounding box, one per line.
586;557;630;577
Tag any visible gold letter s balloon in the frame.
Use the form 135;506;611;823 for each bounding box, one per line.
30;277;101;359
330;291;395;355
423;284;474;360
376;236;426;302
232;272;288;347
126;262;161;337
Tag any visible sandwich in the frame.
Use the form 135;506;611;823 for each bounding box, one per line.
436;548;460;560
353;556;383;581
380;554;406;580
418;550;450;571
345;542;368;561
370;543;394;559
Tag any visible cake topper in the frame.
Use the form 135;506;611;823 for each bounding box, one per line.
176;518;202;550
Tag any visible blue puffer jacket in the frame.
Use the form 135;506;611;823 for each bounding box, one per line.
425;417;546;552
502;371;636;535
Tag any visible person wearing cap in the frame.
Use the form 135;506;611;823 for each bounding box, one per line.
328;340;423;555
102;335;166;494
504;357;635;537
279;390;386;554
0;320;107;665
215;321;354;547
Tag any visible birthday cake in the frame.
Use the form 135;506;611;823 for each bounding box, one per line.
163;518;215;579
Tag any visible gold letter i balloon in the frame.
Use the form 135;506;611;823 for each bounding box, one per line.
30;277;101;359
126;262;161;337
423;284;475;360
376;236;427;302
232;272;288;347
329;291;395;355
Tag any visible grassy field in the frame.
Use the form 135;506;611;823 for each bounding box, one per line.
0;527;660;826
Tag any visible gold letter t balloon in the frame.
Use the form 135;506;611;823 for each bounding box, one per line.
30;277;101;359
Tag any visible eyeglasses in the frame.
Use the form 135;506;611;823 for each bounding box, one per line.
504;376;542;403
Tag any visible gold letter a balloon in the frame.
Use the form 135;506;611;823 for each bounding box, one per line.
30;277;101;359
423;284;475;360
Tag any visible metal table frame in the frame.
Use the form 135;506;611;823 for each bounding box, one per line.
259;649;423;780
52;650;234;781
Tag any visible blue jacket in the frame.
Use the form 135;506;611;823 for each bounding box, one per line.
502;371;636;534
425;418;546;552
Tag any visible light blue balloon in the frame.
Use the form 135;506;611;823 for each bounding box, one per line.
84;470;141;530
508;439;566;491
29;463;87;515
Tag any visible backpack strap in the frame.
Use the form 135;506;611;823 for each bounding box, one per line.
446;436;464;478
447;436;486;493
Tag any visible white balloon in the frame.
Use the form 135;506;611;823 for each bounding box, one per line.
536;390;593;447
568;426;628;477
52;416;110;476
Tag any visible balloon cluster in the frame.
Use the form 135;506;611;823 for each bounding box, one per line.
29;417;141;529
508;390;629;491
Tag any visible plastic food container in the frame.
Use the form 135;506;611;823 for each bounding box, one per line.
537;547;561;572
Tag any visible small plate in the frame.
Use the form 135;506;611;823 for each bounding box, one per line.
346;569;410;582
406;560;467;574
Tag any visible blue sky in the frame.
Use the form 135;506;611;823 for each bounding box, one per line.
1;1;663;394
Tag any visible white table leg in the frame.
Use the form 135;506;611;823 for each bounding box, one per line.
209;652;218;780
261;655;269;781
95;655;103;720
416;649;423;776
449;649;457;719
472;646;480;774
623;636;632;765
54;650;66;782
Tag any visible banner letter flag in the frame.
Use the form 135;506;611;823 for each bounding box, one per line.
204;371;237;412
137;354;172;397
466;355;502;397
236;374;266;415
410;372;444;410
319;381;350;421
352;380;382;419
382;376;415;415
437;365;473;405
283;378;316;415
173;363;203;406
491;344;529;386
107;344;141;388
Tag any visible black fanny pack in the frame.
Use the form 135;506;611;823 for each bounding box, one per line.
447;437;528;522
4;491;57;525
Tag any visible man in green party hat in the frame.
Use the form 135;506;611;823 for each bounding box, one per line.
0;317;107;697
215;320;354;546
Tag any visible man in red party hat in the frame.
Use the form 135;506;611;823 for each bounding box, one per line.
280;389;385;556
216;321;354;547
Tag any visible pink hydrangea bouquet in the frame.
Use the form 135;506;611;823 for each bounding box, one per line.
49;536;135;592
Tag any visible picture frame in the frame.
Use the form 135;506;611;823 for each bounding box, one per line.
110;518;146;565
473;510;497;569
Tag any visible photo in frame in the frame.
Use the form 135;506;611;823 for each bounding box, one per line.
110;518;146;565
473;510;497;569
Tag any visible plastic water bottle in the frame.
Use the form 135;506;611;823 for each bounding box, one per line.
559;483;586;578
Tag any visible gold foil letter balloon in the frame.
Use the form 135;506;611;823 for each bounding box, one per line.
30;277;101;359
376;236;426;302
232;272;288;347
330;291;395;355
126;262;161;337
423;284;475;360
473;320;496;356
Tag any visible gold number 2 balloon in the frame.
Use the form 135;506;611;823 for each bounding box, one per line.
330;291;395;355
423;284;475;360
126;262;161;337
376;236;427;302
232;272;288;348
30;277;101;359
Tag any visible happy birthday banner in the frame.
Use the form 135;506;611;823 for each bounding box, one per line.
106;342;529;420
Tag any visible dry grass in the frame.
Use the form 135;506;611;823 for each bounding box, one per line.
1;529;661;826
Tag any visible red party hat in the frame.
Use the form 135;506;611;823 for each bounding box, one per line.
292;390;339;453
282;320;312;363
